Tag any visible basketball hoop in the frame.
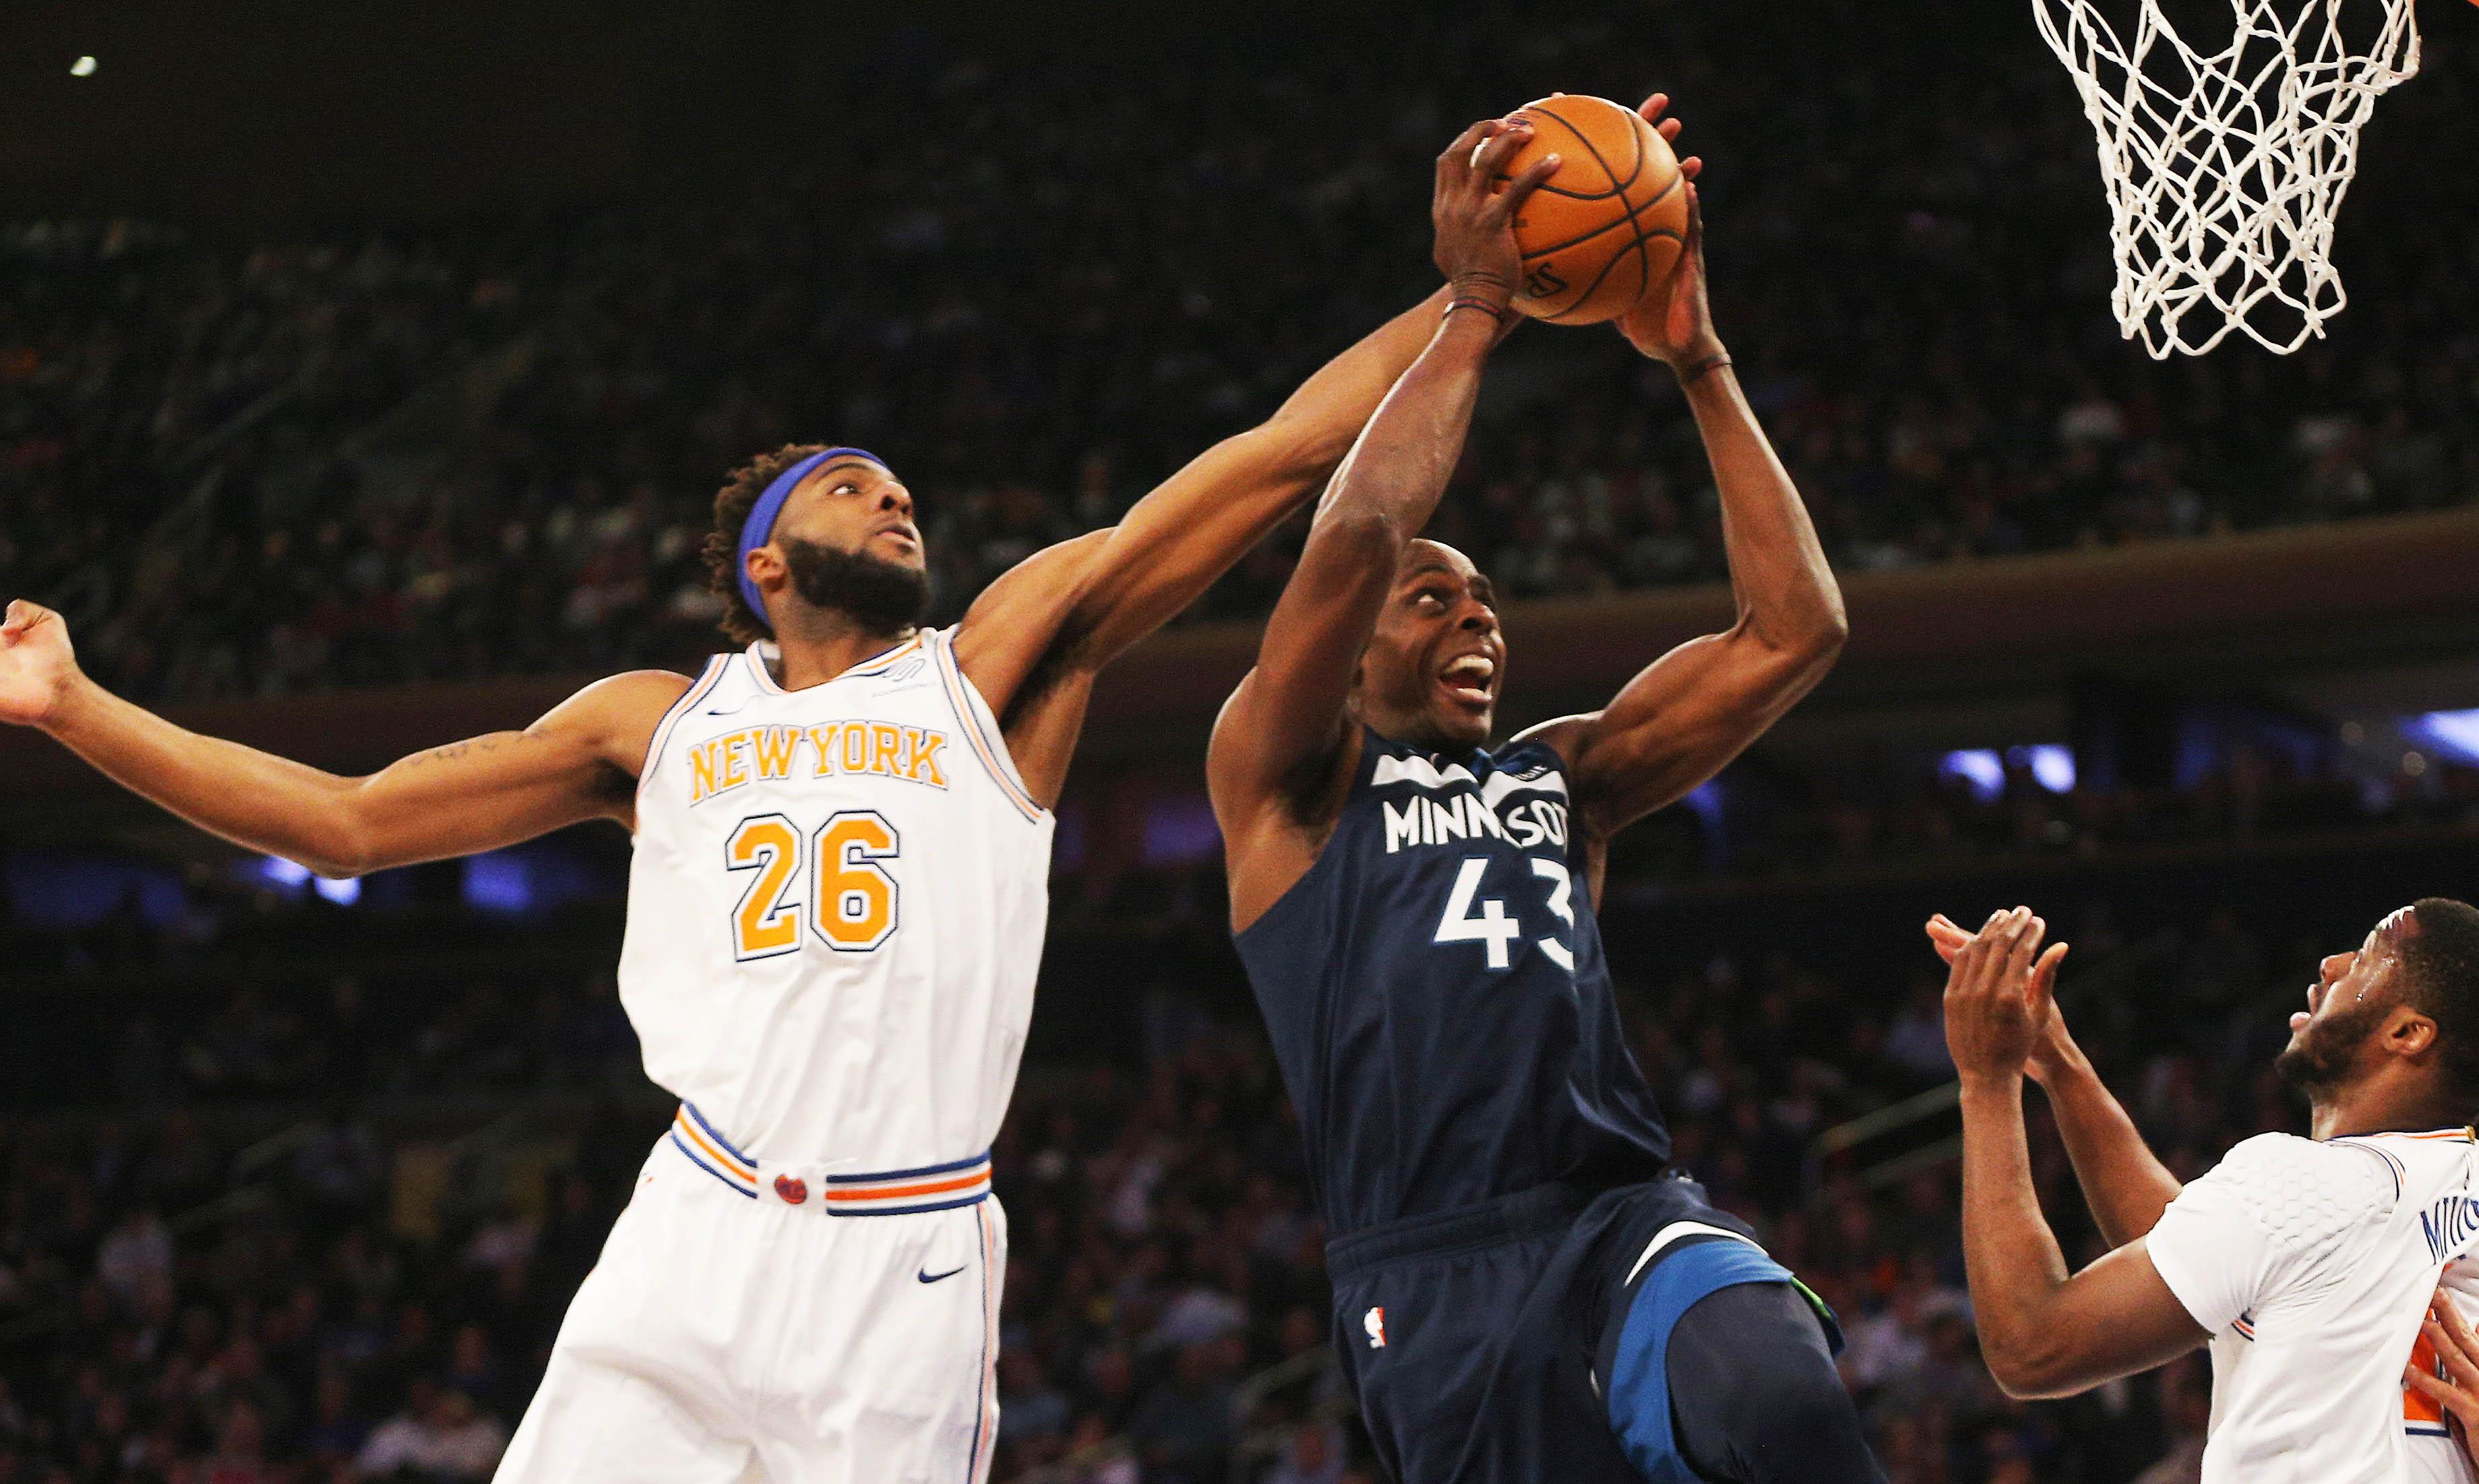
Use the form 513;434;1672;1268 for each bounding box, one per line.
2033;0;2420;357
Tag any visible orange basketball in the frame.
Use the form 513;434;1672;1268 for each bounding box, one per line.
1494;94;1689;325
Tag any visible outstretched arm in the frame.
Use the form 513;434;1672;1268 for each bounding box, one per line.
954;264;1466;724
1205;117;1553;920
1947;909;2209;1399
1;600;678;877
1928;914;2182;1247
1519;119;1845;865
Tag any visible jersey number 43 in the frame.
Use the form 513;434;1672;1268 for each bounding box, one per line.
1433;855;1576;971
725;811;901;958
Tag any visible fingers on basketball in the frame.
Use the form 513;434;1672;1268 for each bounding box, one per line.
1492;94;1691;325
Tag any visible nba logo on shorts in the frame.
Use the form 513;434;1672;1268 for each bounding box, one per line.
773;1175;808;1206
1364;1306;1386;1349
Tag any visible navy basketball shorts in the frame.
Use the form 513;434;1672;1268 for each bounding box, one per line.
1324;1175;1882;1484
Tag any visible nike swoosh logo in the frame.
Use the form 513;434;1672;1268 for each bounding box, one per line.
918;1265;968;1284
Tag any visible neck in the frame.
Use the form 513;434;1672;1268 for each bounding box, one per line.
2311;1078;2466;1140
1353;707;1478;758
767;610;916;690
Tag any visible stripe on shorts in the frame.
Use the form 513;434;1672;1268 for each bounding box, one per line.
826;1150;993;1215
669;1103;759;1198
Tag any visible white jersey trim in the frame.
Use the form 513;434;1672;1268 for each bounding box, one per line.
741;633;924;696
635;656;730;801
744;642;785;694
929;629;1047;823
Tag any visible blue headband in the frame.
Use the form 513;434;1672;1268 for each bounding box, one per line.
735;447;886;627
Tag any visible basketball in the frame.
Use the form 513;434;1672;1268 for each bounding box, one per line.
1494;94;1690;324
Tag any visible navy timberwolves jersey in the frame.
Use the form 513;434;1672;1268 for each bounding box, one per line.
1235;727;1672;1237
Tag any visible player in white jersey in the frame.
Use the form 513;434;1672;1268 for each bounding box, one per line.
0;141;1548;1482
2401;1262;2479;1482
1932;898;2479;1484
2383;1251;2479;1480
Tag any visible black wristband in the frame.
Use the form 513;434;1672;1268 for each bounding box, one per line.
1445;295;1510;326
1449;271;1513;299
1680;352;1734;385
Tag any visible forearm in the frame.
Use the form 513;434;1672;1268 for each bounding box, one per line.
1051;290;1463;668
2039;1057;2183;1247
1682;366;1845;657
1260;286;1458;466
45;677;370;873
1319;306;1496;534
1959;1074;2078;1387
40;673;625;875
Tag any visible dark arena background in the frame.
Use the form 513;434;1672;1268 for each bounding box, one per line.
5;0;2479;1480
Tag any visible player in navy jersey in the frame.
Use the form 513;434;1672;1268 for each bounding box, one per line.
1207;96;1881;1483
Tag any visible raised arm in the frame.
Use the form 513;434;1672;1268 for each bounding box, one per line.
1;599;677;877
952;237;1475;725
1945;909;2209;1399
1928;913;2183;1247
1204;119;1551;884
1518;126;1845;865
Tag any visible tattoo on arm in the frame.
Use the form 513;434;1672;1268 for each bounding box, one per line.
404;735;526;769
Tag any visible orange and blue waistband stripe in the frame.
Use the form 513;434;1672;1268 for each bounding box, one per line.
667;1105;992;1215
824;1151;993;1214
670;1104;760;1198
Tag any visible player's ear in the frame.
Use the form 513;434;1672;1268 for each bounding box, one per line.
746;545;785;594
2385;1006;2440;1060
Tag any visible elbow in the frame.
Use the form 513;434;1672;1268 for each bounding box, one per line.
1316;505;1407;555
1736;605;1847;690
1794;605;1849;671
296;797;379;880
292;845;371;883
1982;1334;2089;1402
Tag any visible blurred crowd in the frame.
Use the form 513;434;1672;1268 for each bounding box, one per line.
0;802;2454;1483
5;0;2478;1479
5;0;2478;702
1612;739;2479;891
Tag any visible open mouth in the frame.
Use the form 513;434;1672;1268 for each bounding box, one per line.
1438;654;1496;706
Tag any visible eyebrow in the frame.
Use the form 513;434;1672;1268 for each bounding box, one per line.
814;459;885;486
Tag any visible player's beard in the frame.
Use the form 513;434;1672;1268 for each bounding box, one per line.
778;535;929;636
2274;990;2388;1094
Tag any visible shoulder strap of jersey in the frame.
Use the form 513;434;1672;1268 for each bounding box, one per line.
927;629;1048;824
1341;725;1393;804
636;654;732;799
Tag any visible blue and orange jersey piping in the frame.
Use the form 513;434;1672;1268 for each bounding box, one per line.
825;1150;994;1215
741;632;925;696
636;655;731;799
927;631;1044;824
665;1103;993;1214
669;1103;759;1198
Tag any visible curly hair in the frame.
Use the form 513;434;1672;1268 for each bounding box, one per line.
702;442;828;645
2401;898;2479;1115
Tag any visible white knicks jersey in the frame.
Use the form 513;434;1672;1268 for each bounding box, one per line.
2406;1264;2479;1484
619;629;1054;1169
2153;1129;2479;1484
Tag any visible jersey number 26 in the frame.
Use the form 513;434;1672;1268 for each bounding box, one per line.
725;811;901;958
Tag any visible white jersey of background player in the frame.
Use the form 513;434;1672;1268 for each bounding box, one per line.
2400;1262;2479;1483
1930;900;2479;1484
0;177;1521;1479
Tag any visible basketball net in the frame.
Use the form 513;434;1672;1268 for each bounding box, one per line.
2033;0;2420;357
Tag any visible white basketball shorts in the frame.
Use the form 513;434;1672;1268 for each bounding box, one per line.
495;1135;1005;1484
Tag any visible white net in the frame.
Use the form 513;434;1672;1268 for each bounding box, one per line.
2033;0;2420;357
